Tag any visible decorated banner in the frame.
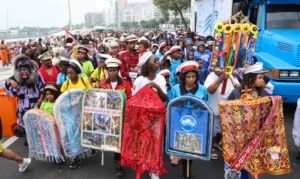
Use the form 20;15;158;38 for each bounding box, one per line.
210;11;258;75
24;109;64;163
165;96;214;160
219;95;291;178
81;89;126;153
121;86;166;178
54;89;89;159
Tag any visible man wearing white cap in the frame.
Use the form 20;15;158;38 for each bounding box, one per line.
119;34;140;85
98;58;131;177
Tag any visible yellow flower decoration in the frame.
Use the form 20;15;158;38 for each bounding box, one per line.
225;66;233;75
233;24;242;33
242;23;251;33
253;34;258;39
217;32;222;37
224;24;233;34
215;67;221;72
251;24;259;35
213;58;218;63
215;23;224;33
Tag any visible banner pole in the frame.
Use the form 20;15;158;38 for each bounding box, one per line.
101;151;104;166
187;160;190;178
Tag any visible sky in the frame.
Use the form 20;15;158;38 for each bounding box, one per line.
0;0;141;30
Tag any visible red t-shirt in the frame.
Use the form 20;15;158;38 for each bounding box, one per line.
39;64;59;83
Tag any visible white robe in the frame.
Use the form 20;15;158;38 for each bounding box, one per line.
292;98;300;147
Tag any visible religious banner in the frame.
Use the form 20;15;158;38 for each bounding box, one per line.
54;89;89;159
121;86;166;178
219;95;291;179
24;109;64;163
165;96;214;160
81;89;126;153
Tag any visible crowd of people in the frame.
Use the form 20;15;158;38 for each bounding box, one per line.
0;27;285;179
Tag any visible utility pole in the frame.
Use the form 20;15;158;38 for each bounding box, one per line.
6;9;9;30
68;0;73;30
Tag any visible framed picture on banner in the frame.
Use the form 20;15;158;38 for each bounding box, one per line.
166;96;214;160
81;89;126;153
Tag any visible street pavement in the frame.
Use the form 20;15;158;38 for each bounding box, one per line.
0;103;299;179
0;65;299;178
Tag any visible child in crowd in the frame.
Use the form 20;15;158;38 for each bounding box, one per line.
152;44;158;55
158;69;172;106
262;75;274;95
169;46;183;86
186;51;194;61
138;37;149;57
196;58;206;85
89;54;112;87
159;56;171;70
40;83;60;116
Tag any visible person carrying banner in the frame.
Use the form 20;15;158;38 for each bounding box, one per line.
169;61;210;179
97;58;131;176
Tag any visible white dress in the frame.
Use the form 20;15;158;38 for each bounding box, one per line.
292;98;300;147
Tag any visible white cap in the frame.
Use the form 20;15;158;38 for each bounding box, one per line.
69;59;83;74
138;36;149;43
243;62;267;74
105;58;122;68
177;61;199;73
110;41;119;48
158;69;170;77
138;51;153;67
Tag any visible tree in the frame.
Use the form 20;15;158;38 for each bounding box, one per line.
121;22;131;29
153;0;191;29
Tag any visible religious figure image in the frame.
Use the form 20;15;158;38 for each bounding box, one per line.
84;91;98;107
107;92;122;110
174;131;203;154
106;136;119;149
82;132;104;147
83;113;93;131
111;116;121;135
93;113;111;133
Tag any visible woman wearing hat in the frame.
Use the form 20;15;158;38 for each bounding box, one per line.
169;61;210;179
155;41;169;60
107;41;119;59
194;41;210;71
169;46;183;86
76;46;94;77
227;63;269;179
60;59;92;93
183;38;195;61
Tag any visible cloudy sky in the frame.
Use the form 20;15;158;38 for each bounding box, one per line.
0;0;141;30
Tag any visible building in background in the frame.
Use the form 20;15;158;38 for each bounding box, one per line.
84;11;106;27
118;0;128;27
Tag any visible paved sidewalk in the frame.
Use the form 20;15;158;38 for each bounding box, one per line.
0;65;14;84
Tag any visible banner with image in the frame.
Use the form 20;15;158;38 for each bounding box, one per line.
81;89;126;153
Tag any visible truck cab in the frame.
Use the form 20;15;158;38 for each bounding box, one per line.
247;0;300;103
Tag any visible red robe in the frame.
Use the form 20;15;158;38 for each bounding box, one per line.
98;77;132;99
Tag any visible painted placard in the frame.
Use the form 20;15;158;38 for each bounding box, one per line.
81;88;126;153
166;96;214;160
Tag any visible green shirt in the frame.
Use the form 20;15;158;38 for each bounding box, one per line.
40;101;55;116
82;61;94;77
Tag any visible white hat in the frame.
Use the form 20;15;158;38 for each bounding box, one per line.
243;62;267;74
138;51;153;67
158;69;170;77
177;61;199;73
110;41;119;48
105;58;122;68
169;46;181;53
69;59;83;74
99;54;112;62
125;34;137;42
207;41;214;46
138;36;149;43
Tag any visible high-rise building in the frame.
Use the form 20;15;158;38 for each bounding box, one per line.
84;12;106;27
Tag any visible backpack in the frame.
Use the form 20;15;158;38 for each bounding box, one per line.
66;77;86;89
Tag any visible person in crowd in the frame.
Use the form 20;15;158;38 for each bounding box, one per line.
159;55;171;70
205;35;214;42
89;54;111;87
169;61;210;179
183;38;195;61
186;51;194;61
205;41;214;55
0;40;11;66
166;39;173;49
76;46;94;77
227;62;269;179
169;46;183;86
38;51;59;83
65;37;74;58
262;75;274;95
97;58;132;177
108;41;119;59
60;59;92;93
151;44;158;55
158;69;172;106
40;83;60;116
119;34;140;85
138;37;150;57
196;58;208;85
204;69;240;159
194;41;210;72
26;48;41;67
177;39;185;60
155;41;169;60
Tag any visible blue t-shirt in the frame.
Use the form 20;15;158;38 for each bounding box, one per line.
169;58;182;86
194;51;211;70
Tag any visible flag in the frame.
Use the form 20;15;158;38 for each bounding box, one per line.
65;29;76;46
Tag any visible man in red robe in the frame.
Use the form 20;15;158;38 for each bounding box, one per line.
38;51;59;83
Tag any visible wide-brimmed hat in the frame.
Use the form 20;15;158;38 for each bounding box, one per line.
105;58;122;68
177;61;199;73
69;59;83;74
243;62;267;74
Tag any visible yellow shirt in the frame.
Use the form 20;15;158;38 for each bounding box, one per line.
61;77;92;93
90;67;108;82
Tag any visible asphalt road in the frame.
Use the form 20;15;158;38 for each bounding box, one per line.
1;103;300;179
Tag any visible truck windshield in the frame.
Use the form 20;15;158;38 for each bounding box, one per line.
266;4;300;29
